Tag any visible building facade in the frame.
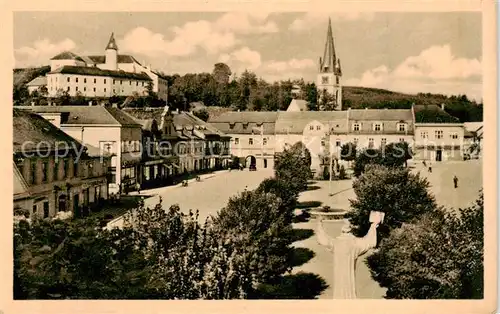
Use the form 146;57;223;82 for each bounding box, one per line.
13;109;109;219
17;106;143;194
208;105;465;171
124;107;231;187
412;104;466;162
45;33;168;101
209;112;279;170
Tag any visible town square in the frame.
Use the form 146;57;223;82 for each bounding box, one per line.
11;10;488;305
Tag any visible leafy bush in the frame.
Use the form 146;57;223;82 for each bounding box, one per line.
367;192;484;299
353;141;412;177
250;272;328;299
340;142;357;161
211;190;293;283
347;164;436;240
274;142;313;193
255;178;298;224
14;199;258;299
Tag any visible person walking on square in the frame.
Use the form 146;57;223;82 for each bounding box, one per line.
453;175;458;188
422;160;427;167
136;182;141;194
428;162;432;173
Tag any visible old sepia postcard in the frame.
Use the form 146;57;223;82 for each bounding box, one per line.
4;0;497;313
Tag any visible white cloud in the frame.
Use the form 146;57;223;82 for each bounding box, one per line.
345;45;482;101
289;12;375;31
219;49;316;81
393;45;482;80
214;12;278;34
218;47;262;71
15;38;77;67
118;12;278;58
119;25;237;57
265;58;315;72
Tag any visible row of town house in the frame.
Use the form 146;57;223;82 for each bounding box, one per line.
13;105;231;219
13;102;479;219
208;104;478;174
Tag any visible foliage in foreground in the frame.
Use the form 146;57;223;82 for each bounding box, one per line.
352;141;412;177
367;192;484;299
211;190;294;283
274;142;313;193
15;201;256;299
346;164;436;240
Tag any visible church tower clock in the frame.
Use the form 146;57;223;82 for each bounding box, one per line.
317;18;342;111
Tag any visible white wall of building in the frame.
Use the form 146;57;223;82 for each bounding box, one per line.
414;124;464;161
46;73;149;98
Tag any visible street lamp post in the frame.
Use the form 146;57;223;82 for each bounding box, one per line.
327;122;334;196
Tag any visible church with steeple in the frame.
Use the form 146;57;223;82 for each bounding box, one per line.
317;18;342;111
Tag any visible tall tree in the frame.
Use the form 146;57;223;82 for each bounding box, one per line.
212;63;232;85
305;83;318;111
347;164;437;240
367;192;484;299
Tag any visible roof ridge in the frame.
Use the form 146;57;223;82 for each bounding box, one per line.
13;161;30;194
102;107;122;125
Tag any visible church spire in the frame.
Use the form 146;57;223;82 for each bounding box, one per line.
106;32;118;51
319;18;337;74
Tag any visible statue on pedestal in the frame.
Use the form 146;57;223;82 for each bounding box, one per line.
316;211;384;299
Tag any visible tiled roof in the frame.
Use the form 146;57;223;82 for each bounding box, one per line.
48;66;151;81
129;109;230;138
19;106;142;126
349;109;413;121
50;51;85;62
275;111;348;134
13;162;30;199
413;105;460;123
105;33;118;50
26;76;47;87
151;70;169;80
86;55;141;65
208;111;279;123
13;108;84;153
209;121;276;135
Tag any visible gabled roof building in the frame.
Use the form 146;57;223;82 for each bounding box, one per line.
45;33;168;102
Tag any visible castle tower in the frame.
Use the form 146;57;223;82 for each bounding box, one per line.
104;32;118;71
317;18;342;111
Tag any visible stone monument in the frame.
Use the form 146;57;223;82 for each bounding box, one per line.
316;211;384;299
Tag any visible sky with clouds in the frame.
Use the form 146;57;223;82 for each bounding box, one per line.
14;12;482;101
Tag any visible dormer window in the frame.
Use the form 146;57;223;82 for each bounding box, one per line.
229;123;235;130
374;123;382;131
353;123;360;131
398;123;407;132
316;125;321;131
242;123;248;130
310;125;314;130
